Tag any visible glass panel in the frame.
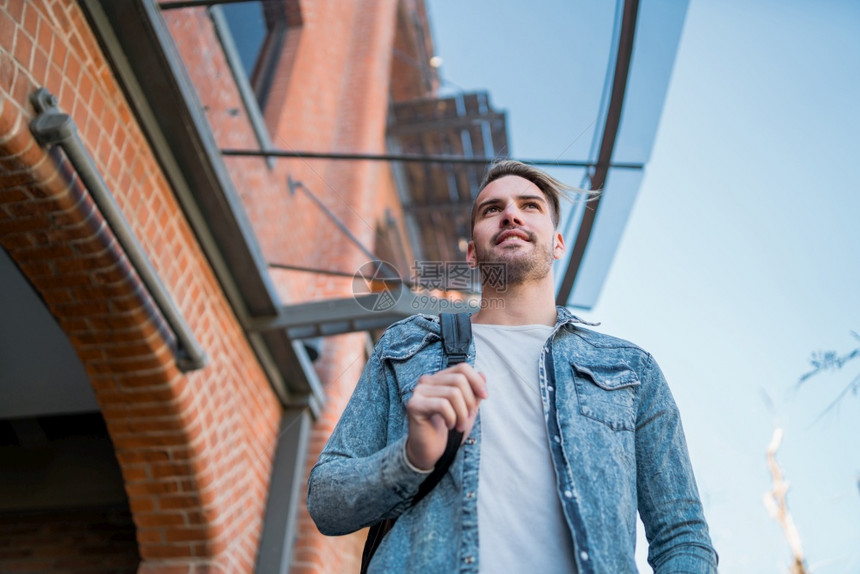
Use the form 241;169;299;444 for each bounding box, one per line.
221;2;267;81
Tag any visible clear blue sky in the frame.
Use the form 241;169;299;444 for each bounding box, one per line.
427;1;860;571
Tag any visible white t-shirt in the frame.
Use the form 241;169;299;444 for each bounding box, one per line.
473;323;578;574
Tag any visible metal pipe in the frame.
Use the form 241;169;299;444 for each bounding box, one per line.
29;88;208;372
286;176;400;280
222;148;645;170
158;0;255;10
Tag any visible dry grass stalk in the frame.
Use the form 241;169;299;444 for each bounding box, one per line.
763;427;808;574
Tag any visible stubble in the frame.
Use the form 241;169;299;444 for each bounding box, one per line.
474;229;555;288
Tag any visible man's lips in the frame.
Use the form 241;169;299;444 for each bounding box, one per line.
494;229;531;245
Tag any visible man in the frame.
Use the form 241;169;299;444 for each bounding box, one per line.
307;161;718;573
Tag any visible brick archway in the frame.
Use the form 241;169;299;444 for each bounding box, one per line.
1;64;280;572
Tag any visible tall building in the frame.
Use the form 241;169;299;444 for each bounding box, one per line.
1;1;686;572
0;1;508;571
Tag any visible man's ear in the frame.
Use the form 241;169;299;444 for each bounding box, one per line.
466;240;477;268
553;231;566;260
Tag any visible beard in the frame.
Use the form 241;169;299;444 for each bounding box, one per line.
473;229;555;289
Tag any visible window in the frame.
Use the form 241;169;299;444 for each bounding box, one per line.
218;1;287;111
210;0;292;165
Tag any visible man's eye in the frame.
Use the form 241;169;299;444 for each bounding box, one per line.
524;202;540;209
484;206;500;214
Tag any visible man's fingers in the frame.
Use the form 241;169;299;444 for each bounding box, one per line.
408;363;487;440
477;371;488;398
409;395;458;430
420;365;487;400
405;364;487;469
414;384;471;431
448;363;489;399
417;372;480;419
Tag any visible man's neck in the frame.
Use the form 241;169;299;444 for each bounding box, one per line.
472;278;558;326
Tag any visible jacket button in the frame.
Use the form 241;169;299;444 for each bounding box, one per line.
564;490;573;499
464;556;475;564
466;491;475;499
466;437;476;445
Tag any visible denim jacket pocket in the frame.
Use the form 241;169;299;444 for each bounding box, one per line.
571;362;640;431
380;333;444;402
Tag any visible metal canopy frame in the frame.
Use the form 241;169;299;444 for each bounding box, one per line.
220;147;644;170
79;0;647;394
79;0;324;412
556;0;640;305
248;292;466;340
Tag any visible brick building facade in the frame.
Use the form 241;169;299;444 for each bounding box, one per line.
0;0;463;572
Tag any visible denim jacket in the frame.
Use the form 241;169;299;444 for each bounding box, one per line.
307;308;718;573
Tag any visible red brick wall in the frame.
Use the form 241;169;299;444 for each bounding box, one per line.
164;1;435;572
1;1;282;572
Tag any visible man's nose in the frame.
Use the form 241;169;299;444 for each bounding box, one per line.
501;203;523;226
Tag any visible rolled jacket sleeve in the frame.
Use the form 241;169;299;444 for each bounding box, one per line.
307;350;429;536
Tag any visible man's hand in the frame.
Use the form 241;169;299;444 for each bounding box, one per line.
405;362;488;471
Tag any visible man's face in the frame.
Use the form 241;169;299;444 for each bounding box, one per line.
467;175;565;287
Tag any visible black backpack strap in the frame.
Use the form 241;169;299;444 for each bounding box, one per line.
440;312;471;366
412;312;472;505
361;518;394;573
